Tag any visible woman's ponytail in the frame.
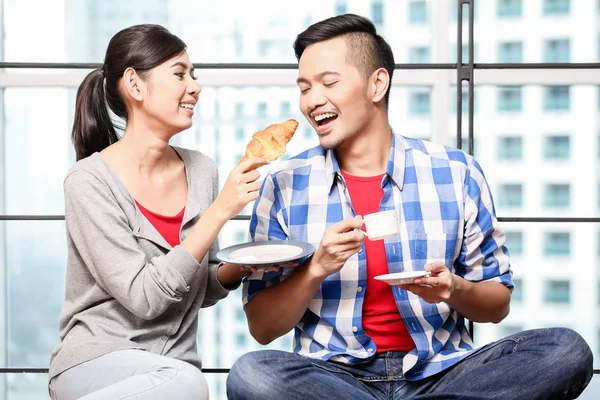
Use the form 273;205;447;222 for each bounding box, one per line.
71;68;119;161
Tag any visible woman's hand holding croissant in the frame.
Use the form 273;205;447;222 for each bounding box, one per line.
213;157;270;220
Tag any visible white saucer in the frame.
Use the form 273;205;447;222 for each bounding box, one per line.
374;271;431;285
216;240;315;268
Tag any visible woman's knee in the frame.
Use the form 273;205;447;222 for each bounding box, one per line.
171;361;209;399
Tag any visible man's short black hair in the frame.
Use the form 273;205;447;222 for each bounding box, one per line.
293;14;395;107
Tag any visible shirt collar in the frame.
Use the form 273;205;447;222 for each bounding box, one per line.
324;128;406;191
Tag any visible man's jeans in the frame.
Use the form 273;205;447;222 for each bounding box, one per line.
227;328;593;400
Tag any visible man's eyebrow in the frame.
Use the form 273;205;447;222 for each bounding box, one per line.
296;71;341;85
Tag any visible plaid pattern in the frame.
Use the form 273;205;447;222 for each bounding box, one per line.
243;131;513;380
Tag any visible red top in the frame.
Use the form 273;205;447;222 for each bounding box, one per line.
341;171;415;353
135;201;185;247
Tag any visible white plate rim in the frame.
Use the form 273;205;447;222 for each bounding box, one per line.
216;239;315;267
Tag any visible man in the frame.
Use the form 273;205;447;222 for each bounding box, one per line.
227;14;593;400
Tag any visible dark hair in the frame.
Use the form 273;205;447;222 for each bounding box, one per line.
72;24;187;161
293;14;395;107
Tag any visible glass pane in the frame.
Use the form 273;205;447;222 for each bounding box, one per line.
472;221;599;378
3;0;437;64
4;88;75;215
467;0;589;63
472;84;599;217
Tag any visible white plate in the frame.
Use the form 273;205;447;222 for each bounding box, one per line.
216;240;315;268
374;271;431;285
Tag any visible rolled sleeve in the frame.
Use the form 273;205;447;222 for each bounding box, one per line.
457;160;513;289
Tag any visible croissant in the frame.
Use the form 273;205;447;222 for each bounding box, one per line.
240;119;299;163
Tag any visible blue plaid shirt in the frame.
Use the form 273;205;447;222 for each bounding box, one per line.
243;131;513;380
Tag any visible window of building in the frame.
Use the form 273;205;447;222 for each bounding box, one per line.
234;102;244;118
497;0;522;17
497;86;522;112
505;231;523;256
544;280;571;303
451;87;477;115
335;1;348;15
498;136;523;161
544;0;570;15
543;86;570;111
235;127;245;141
257;102;267;117
544;184;570;207
408;46;430;63
280;101;291;116
409;91;430;116
544;232;571;256
372;1;384;25
544;135;570;160
512;278;523;302
498;184;523;207
450;44;476;63
408;1;427;24
543;38;570;62
498;41;523;63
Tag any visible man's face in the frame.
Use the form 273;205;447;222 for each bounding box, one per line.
297;37;372;149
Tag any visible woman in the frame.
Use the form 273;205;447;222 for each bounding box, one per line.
48;24;266;399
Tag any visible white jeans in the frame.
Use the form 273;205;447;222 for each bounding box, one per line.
49;349;209;400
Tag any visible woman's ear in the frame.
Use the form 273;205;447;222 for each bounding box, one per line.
122;67;144;102
371;67;390;104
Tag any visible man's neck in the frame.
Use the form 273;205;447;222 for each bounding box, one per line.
336;114;392;177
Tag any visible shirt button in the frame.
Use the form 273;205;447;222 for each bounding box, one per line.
352;326;358;333
357;286;363;293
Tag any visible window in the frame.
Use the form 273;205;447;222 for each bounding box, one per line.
234;102;244;118
544;39;570;62
544;184;570;208
257;102;267;117
544;232;571;256
498;184;523;207
498;136;523;161
544;135;570;160
544;0;570;15
498;41;523;63
408;1;427;24
235;333;247;346
451;87;477;115
334;1;348;15
235;127;245;141
409;91;430;116
408;46;430;63
497;86;522;112
512;278;523;302
304;126;313;140
544;86;570;111
505;231;523;256
450;44;476;63
544;280;571;303
497;0;522;17
280;101;291;116
372;1;384;25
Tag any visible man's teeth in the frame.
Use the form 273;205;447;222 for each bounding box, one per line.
314;113;336;122
180;103;194;109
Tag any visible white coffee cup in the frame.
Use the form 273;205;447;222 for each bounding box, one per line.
362;210;400;241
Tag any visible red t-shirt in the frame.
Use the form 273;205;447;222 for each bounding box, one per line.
341;171;415;353
135;201;185;247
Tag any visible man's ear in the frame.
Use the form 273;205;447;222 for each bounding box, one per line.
122;67;144;102
370;67;390;104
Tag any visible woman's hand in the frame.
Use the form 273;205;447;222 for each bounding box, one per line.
213;157;269;220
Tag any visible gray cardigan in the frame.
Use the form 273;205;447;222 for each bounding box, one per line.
49;147;231;380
